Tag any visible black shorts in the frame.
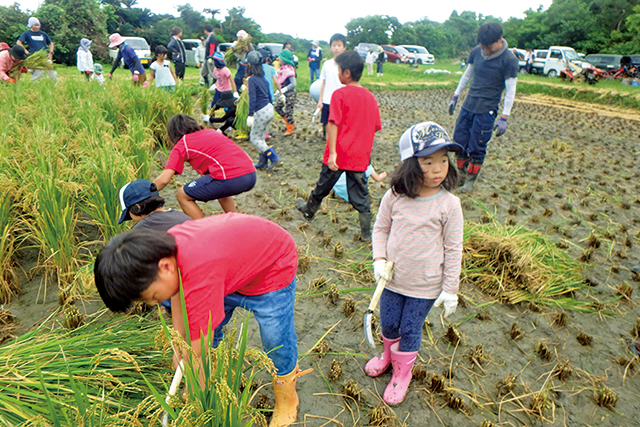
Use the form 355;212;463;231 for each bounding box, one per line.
183;172;256;201
320;103;330;125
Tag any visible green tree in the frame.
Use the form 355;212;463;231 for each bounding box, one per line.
220;7;263;43
345;15;401;46
0;3;29;45
36;0;109;65
177;4;204;38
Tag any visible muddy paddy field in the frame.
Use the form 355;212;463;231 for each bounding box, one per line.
5;88;640;426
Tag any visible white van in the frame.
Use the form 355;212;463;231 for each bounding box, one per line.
532;46;593;78
400;45;435;65
108;37;152;68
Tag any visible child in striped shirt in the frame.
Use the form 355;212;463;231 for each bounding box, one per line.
367;122;464;405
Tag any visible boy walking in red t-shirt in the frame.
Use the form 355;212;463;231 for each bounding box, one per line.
296;50;382;241
94;213;310;427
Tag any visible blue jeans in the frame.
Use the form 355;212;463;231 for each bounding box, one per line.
380;289;435;352
310;67;320;83
453;107;498;164
213;278;298;375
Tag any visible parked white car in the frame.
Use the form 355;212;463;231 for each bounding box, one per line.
400;45;434;65
531;46;593;78
108;37;152;68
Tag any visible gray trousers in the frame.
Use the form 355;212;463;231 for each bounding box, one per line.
250;103;273;153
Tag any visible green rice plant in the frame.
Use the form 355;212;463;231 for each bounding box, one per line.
22;153;81;288
148;288;272;427
234;88;250;135
0;181;19;303
79;142;136;241
463;219;599;311
119;117;155;178
0;311;170;426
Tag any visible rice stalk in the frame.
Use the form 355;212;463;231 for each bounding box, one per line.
0;187;19;303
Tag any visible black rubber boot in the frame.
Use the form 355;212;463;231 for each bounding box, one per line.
456;157;469;187
359;211;372;242
295;198;315;220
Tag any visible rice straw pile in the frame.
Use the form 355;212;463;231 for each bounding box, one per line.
463;222;586;307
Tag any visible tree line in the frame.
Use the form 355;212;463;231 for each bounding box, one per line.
1;0;638;66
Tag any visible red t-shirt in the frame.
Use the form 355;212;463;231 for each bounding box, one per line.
167;213;298;341
165;129;255;180
323;85;381;171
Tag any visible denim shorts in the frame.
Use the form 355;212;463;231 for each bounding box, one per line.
183;172;256;202
212;277;298;375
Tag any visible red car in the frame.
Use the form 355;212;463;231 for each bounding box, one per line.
381;45;415;64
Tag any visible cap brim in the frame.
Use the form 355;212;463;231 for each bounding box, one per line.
117;208;131;224
414;142;463;157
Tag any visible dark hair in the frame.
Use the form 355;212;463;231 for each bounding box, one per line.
128;194;166;217
171;26;182;36
204;24;213;33
94;230;177;312
477;22;503;46
246;63;264;77
329;33;347;47
155;45;168;55
167;114;204;144
390;154;459;198
335;50;363;81
282;41;291;49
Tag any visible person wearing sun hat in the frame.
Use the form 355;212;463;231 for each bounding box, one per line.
0;45;28;84
209;51;238;109
274;42;297;136
17;17;58;82
92;63;105;84
76;38;94;81
307;40;322;83
107;33;146;86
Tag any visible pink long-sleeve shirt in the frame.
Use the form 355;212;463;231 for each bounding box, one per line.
372;188;463;299
0;51;21;82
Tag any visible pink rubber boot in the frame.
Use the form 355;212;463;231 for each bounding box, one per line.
383;342;418;405
364;336;400;377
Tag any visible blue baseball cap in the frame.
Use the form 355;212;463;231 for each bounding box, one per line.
118;179;159;224
398;121;462;161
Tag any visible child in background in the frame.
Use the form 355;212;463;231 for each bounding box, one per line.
149;45;177;92
94;213;311;427
210;52;238;108
274;42;297;136
245;51;280;170
316;34;346;139
153;114;256;217
332;165;387;202
202;90;237;135
366;122;463;405
376;47;385;77
296;51;381;241
76;38;93;81
307;40;322;83
92;63;105;84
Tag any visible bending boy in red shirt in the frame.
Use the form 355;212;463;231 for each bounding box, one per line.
94;213;310;427
295;50;382;241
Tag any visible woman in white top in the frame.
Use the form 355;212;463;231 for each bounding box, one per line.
149;45;177;92
76;38;94;81
365;49;376;76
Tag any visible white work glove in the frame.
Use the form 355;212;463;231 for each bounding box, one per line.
246;116;254;127
233;91;239;99
281;86;288;94
240;84;246;92
202;114;210;122
373;259;389;282
433;291;458;318
216;128;223;133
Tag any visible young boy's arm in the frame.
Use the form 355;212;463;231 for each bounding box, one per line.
170;64;178;83
326;122;338;170
154;169;176;191
316;80;326;110
370;171;387;182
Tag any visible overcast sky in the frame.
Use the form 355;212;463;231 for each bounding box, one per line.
5;0;553;41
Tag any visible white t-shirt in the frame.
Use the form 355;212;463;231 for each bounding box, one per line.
365;51;376;64
150;60;175;88
319;58;344;105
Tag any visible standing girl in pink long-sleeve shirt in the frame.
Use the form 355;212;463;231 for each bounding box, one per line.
367;121;464;405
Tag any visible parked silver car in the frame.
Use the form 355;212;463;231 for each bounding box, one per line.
400;45;434;64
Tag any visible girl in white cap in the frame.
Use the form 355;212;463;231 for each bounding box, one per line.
366;121;464;405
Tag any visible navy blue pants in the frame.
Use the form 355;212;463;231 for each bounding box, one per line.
380;289;435;352
183;172;256;202
453;107;498;164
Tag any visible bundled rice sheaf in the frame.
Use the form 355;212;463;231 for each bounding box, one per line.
463;222;586;307
8;50;54;80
